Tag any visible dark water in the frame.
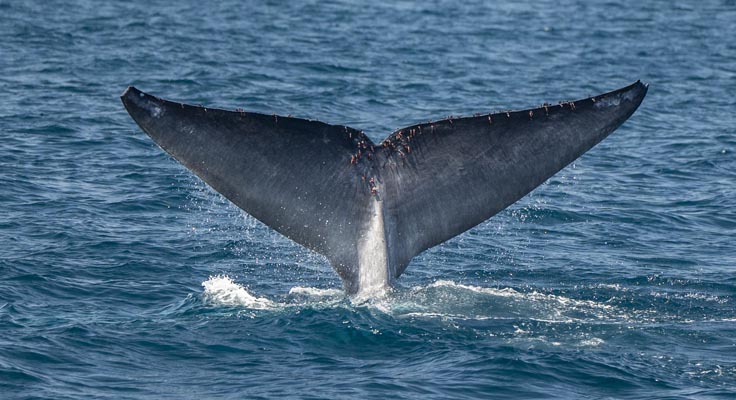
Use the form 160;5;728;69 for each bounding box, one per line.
2;0;735;398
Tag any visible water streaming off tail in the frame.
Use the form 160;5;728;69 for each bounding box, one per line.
357;199;390;296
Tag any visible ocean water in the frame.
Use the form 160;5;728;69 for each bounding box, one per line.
1;0;735;398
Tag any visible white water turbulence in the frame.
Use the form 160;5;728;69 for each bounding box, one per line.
200;273;623;324
288;287;344;297
361;279;628;326
201;276;347;310
201;275;275;309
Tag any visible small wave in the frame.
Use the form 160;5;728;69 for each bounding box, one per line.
201;275;275;309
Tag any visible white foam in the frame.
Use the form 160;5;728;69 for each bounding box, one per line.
199;276;628;324
201;275;275;309
426;279;519;297
580;337;605;347
288;286;343;297
426;280;613;311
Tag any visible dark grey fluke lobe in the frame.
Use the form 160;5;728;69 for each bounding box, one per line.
121;81;647;294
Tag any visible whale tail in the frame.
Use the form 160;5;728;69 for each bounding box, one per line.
122;81;647;294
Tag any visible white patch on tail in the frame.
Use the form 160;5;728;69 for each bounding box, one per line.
357;198;389;297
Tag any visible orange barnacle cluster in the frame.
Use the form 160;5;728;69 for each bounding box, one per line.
368;177;378;196
360;174;379;195
387;124;424;160
349;131;377;166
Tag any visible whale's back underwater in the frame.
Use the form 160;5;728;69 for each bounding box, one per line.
122;81;647;295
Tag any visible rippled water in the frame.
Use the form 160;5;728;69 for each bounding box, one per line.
2;0;735;398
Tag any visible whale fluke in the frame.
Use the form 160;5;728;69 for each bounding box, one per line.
122;81;647;294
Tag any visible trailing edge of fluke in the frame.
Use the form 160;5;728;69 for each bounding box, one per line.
121;81;648;295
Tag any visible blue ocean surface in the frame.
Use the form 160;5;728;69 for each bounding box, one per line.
1;0;735;398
